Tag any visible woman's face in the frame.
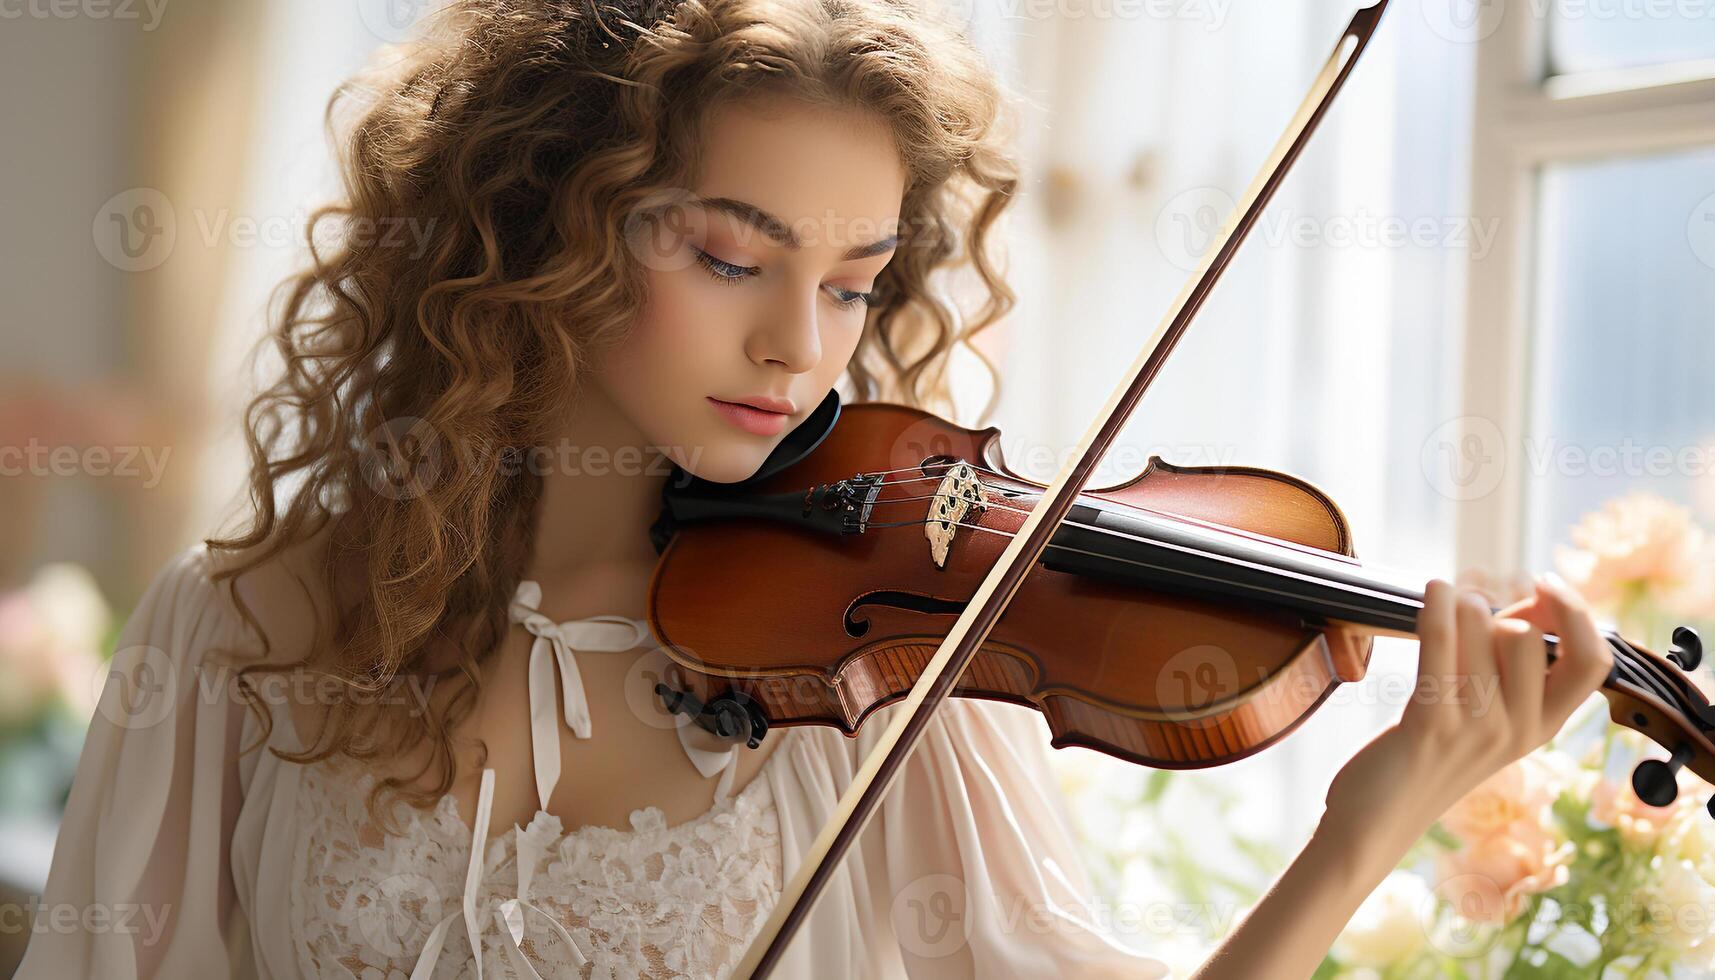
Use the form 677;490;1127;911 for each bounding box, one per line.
590;96;905;484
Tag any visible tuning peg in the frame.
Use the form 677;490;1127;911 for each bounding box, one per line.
1633;743;1694;808
1668;625;1703;672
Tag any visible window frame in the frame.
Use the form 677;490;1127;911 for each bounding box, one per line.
1455;10;1715;571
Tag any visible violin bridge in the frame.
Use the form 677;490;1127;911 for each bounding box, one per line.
925;461;985;568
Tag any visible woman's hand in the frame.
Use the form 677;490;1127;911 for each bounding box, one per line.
1192;574;1613;980
1322;574;1613;863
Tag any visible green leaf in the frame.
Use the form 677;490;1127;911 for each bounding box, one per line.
1499;949;1584;980
1142;768;1173;805
1229;833;1284;874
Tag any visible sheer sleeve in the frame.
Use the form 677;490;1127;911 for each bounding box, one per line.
16;543;257;979
863;697;1170;976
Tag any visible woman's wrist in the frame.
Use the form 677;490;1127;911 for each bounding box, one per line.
1319;733;1450;878
1309;798;1422;898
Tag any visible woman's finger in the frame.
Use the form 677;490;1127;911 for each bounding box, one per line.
1533;576;1614;727
1493;617;1546;745
1415;579;1457;691
1454;587;1499;719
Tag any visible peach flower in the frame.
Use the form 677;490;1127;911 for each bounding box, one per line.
1555;492;1715;619
1440;755;1561;844
1435;820;1573;924
1591;769;1698;850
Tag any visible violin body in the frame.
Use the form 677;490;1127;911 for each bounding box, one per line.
648;401;1380;770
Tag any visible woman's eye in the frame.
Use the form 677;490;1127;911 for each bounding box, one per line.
691;247;756;282
826;285;877;310
692;246;875;310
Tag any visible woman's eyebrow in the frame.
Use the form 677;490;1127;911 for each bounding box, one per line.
695;195;899;260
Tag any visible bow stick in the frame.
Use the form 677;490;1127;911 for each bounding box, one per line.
735;3;1393;974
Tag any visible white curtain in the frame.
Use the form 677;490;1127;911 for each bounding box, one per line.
965;0;1479;927
192;3;436;536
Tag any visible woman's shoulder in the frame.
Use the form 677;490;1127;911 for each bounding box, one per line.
187;527;339;667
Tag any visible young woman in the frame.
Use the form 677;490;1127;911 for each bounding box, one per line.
19;1;1614;977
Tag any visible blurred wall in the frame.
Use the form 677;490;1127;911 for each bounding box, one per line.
1;1;264;597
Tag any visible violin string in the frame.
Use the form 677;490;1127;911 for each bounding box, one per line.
791;464;1691;721
869;508;1421;628
852;487;1680;720
866;476;1426;593
1607;632;1705;729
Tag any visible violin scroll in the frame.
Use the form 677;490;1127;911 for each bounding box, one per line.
1601;624;1715;819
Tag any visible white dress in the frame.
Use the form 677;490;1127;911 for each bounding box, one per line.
17;542;1170;979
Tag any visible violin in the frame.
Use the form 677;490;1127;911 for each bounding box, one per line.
649;388;1715;792
637;2;1715;975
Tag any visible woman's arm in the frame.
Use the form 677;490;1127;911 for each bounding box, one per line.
1191;574;1614;980
16;544;256;980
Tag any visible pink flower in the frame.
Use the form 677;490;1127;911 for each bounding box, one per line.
1435;820;1572;924
1555;492;1715;619
1440;756;1560;844
0;563;110;726
1434;756;1573;925
1591;770;1697;849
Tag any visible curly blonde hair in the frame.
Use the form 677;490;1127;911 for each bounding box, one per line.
206;0;1020;831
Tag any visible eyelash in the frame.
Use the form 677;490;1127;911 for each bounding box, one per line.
691;247;876;310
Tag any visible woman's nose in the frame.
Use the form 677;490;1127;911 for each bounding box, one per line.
746;282;823;372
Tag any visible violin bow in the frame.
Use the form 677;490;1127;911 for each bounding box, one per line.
735;3;1393;974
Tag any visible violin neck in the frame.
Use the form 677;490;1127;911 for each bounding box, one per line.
1044;499;1441;641
1043;500;1663;682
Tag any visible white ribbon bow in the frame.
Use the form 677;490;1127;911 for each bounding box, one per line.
509;579;650;810
409;769;593;979
406;580;741;977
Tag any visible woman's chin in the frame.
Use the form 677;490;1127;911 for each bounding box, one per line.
668;438;775;484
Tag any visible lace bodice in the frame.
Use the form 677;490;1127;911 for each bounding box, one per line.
292;755;783;979
21;542;1172;980
288;580;782;979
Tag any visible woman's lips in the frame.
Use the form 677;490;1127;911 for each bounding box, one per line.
707;396;789;436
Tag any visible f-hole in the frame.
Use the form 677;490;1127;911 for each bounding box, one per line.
845;590;967;637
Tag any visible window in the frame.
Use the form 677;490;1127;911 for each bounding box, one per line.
1523;144;1715;572
1457;3;1715;589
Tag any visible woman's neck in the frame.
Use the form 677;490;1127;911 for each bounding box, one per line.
528;383;671;584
